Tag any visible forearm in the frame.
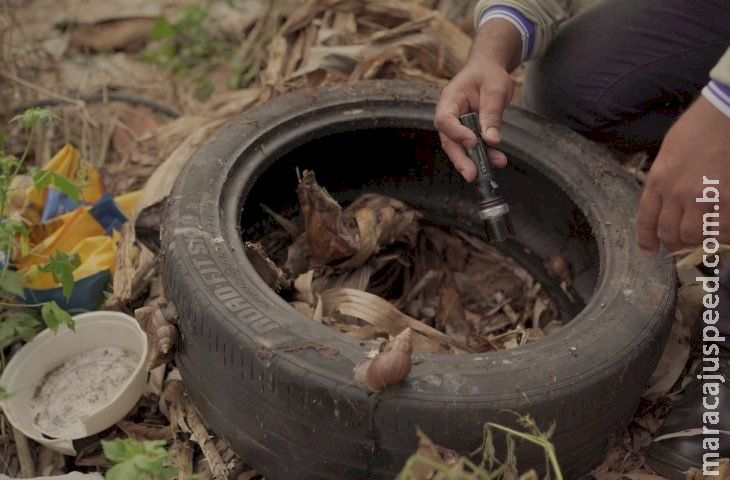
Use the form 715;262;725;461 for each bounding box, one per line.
467;18;523;73
474;0;571;61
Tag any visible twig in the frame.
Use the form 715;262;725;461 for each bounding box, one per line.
0;71;84;108
171;439;194;480
37;445;64;476
11;425;35;478
0;71;97;128
164;379;229;480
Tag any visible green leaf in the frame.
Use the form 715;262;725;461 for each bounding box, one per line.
31;169;53;190
10;107;57;131
143;439;169;453
8;311;40;342
41;301;74;333
50;172;81;201
149;18;176;39
39;251;80;300
106;461;143;480
32;170;81;202
0;153;18;177
0;321;14;349
102;439;135;462
103;439;179;480
0;270;26;299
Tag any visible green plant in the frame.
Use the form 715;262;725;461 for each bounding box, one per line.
102;439;187;480
142;4;227;74
141;1;270;96
0;108;82;360
396;414;562;480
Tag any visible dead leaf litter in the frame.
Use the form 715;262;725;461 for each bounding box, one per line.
255;170;563;355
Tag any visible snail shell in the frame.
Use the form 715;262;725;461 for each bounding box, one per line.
366;328;413;392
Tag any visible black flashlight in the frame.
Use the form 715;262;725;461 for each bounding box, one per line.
459;112;514;242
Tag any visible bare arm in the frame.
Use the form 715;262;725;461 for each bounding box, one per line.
433;19;522;180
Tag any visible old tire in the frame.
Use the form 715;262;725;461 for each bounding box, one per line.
162;80;676;479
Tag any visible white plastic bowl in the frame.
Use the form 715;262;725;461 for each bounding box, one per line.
0;311;148;455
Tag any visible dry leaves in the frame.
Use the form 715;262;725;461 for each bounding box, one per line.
254;170;562;364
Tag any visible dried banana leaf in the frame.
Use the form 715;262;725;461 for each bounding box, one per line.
320;288;473;353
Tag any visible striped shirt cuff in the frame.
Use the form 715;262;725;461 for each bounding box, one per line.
478;6;536;62
702;80;730;118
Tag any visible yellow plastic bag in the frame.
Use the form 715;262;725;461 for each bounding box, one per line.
12;145;140;310
20;234;117;290
22;144;104;225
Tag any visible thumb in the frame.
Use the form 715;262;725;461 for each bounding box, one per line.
479;83;511;144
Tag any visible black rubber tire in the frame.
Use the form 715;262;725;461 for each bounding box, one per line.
162;80;676;479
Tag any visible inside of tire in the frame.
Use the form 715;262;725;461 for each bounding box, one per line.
239;127;598;333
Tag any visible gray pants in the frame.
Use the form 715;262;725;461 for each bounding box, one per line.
524;0;729;156
522;0;730;339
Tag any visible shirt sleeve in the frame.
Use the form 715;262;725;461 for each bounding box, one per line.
703;47;730;118
474;0;572;62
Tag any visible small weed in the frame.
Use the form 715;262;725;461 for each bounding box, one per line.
0;108;80;369
397;414;562;480
102;438;202;480
142;4;228;74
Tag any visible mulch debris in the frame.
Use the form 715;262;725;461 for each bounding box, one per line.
1;0;728;478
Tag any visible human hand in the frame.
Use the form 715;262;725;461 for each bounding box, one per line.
434;18;522;181
637;96;730;255
434;60;512;181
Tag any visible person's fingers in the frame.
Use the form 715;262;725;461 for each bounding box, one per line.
636;188;662;256
487;148;508;168
677;205;705;248
478;80;511;144
434;89;478;148
656;201;684;253
440;133;477;181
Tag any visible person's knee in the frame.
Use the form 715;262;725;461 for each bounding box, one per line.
522;54;599;134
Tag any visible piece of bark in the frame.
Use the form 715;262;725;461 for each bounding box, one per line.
171;439;195;480
11;425;35;478
245;242;291;291
164;379;230;480
135;303;178;370
108;221;158;307
37;445;65;476
117;420;173;442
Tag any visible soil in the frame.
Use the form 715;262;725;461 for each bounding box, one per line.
30;347;138;439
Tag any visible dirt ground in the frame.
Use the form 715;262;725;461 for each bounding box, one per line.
0;0;727;478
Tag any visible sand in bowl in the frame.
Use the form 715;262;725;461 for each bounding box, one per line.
30;346;138;439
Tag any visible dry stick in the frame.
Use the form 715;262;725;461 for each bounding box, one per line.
10;425;35;478
0;71;84;108
0;71;98;127
95;111;118;169
172;439;194;480
165;380;229;480
37;445;64;476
